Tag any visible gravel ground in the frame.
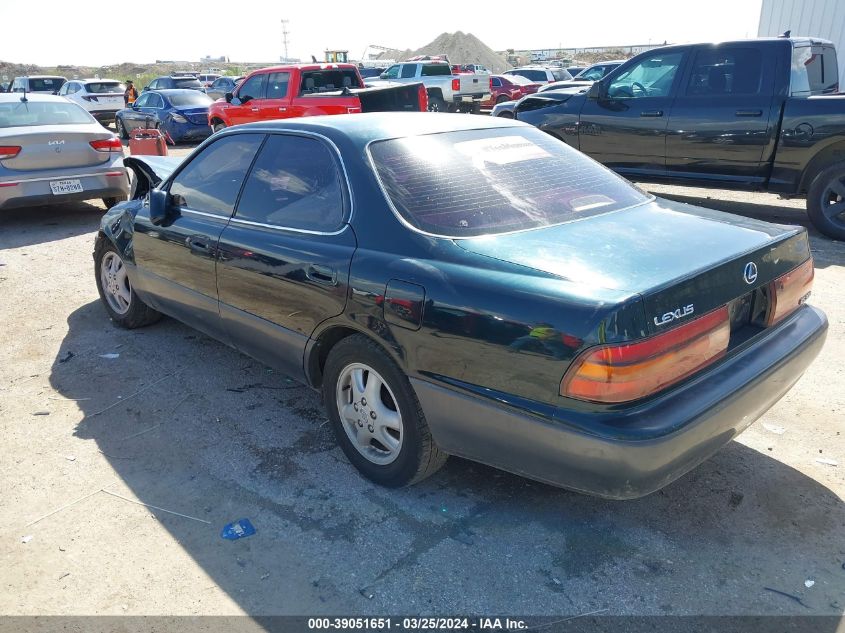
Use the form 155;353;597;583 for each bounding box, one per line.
0;150;843;621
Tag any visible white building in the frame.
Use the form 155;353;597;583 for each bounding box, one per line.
758;0;845;88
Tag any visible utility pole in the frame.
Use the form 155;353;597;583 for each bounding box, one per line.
280;19;290;62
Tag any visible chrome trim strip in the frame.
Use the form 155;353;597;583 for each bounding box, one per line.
227;216;350;237
1;170;125;184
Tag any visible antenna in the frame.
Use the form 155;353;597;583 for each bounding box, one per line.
21;75;28;102
280;19;290;62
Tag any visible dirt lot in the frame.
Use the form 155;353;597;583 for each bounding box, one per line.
0;146;843;622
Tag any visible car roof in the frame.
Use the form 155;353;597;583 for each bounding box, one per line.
16;75;66;79
0;93;73;103
150;89;207;97
229;112;526;146
81;78;122;82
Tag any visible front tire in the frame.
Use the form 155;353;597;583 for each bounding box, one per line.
115;117;128;140
94;238;161;329
322;335;447;487
427;97;447;113
212;119;226;133
807;163;845;240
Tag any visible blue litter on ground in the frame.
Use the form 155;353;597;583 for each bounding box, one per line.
221;518;256;540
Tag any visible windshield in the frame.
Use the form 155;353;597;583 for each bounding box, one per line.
507;75;535;86
85;81;125;93
369;128;650;238
173;78;203;89
168;92;213;107
0;100;93;127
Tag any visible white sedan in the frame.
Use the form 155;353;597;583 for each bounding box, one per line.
59;79;126;126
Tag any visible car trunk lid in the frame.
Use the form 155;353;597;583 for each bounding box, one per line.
0;125;118;171
456;197;810;335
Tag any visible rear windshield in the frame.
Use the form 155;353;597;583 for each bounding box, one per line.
29;77;65;92
369;128;650;238
791;45;839;95
168;92;213;106
85;81;125;93
420;64;452;77
173;78;203;89
509;69;547;82
300;69;361;94
0;100;93;128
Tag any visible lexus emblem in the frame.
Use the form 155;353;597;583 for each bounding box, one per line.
743;262;758;285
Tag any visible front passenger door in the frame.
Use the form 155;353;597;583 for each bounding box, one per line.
228;73;267;125
132;133;266;341
578;50;687;174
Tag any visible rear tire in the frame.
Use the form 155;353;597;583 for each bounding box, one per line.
807;163;845;240
496;95;509;104
427;97;447;113
94;238;161;329
102;197;123;209
322;334;448;487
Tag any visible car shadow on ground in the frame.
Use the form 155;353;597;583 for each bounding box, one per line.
0;201;105;250
49;299;845;619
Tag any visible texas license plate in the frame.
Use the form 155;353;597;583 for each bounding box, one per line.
49;179;83;195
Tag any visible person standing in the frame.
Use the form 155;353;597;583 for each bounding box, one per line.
124;80;138;106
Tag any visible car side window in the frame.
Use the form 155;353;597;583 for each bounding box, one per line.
149;94;164;108
266;72;290;98
58;82;69;95
134;93;150;107
606;52;684;99
235;134;345;232
400;64;416;79
148;80;158;90
237;74;267;101
383;65;400;80
491;77;502;87
169;134;265;217
686;48;763;96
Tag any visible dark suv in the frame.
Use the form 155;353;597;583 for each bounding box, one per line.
143;76;203;92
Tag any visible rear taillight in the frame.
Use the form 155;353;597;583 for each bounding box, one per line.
561;306;730;403
489;77;493;89
452;78;460;91
0;145;21;160
765;258;814;326
89;138;122;152
417;83;428;111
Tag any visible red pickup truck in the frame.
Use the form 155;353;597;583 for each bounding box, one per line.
208;63;426;131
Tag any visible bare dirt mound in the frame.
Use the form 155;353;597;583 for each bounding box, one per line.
379;31;512;73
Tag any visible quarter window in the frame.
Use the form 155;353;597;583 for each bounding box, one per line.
235;135;345;232
169;134;265;216
686;48;763;95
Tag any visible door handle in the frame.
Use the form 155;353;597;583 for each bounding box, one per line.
279;107;287;112
735;110;763;117
306;264;338;285
250;107;259;112
187;236;213;255
640;110;663;117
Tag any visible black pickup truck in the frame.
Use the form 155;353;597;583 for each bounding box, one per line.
514;37;845;239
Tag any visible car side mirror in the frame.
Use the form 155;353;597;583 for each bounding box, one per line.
587;82;602;99
224;92;233;103
149;189;171;226
379;73;387;80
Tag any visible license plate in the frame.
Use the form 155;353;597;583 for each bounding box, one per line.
50;179;83;195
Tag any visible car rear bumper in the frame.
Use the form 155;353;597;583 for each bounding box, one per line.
0;166;129;210
451;93;491;103
168;121;213;143
413;305;828;499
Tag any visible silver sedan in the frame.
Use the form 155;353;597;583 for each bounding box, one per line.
0;93;129;210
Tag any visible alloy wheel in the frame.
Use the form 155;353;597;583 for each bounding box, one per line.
100;251;131;315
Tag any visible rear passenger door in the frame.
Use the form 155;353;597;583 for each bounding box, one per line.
258;71;293;121
216;133;357;379
665;45;777;183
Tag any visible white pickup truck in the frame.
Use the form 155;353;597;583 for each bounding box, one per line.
371;61;491;113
